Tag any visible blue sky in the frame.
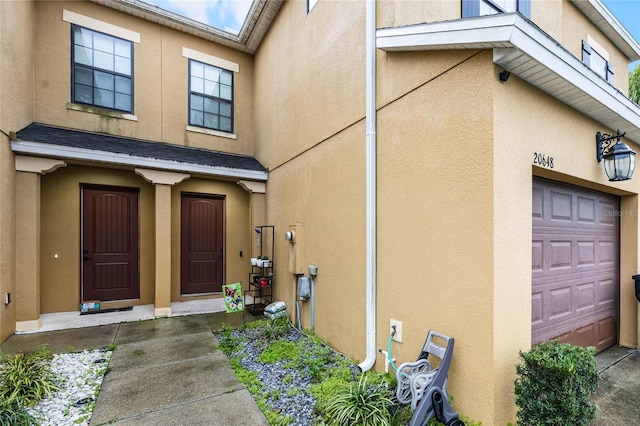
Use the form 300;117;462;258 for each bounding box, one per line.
142;0;639;71
601;0;640;71
141;0;252;35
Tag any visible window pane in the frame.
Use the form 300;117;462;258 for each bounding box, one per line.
591;51;607;79
493;0;516;12
190;109;204;126
115;56;131;75
74;45;93;66
115;93;131;111
74;27;93;48
74;84;93;104
220;102;232;117
204;113;219;129
114;39;131;58
115;76;131;95
94;71;114;90
191;76;204;94
480;2;500;15
191;61;204;78
94;88;115;108
204;66;220;83
220;70;232;85
220;85;232;101
204;98;219;114
93;33;114;54
204;81;219;97
74;66;93;86
220;117;232;132
94;50;114;71
190;94;204;111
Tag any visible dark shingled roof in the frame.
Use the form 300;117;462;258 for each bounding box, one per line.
15;123;266;173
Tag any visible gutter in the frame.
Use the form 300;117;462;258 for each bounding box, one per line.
358;0;377;372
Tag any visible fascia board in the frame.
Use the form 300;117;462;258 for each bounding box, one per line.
570;0;640;61
11;140;268;181
376;14;640;143
377;14;518;50
504;16;640;130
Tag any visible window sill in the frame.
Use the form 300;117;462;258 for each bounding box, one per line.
186;125;237;140
66;103;138;121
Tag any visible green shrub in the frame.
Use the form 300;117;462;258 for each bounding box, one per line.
323;374;394;426
514;340;599;425
0;348;60;406
0;399;38;426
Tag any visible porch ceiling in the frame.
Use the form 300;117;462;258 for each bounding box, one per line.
12;123;268;181
376;13;640;145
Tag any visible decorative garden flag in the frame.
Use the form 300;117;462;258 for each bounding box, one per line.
223;283;244;313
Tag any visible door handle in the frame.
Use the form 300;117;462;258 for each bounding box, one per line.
84;256;92;261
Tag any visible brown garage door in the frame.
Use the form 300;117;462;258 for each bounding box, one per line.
532;178;619;352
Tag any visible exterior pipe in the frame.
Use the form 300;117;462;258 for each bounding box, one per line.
359;0;377;372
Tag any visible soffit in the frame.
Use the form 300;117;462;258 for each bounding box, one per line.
569;0;640;61
12;123;268;181
89;0;283;54
376;14;640;145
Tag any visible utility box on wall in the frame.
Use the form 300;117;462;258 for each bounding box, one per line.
287;224;305;274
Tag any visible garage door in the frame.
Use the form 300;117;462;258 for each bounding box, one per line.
532;178;619;352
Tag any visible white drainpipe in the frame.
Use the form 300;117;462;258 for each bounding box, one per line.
359;0;377;372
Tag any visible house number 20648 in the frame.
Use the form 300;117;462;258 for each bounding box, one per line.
533;152;554;168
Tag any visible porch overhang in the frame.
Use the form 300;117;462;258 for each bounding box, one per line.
12;123;268;181
376;13;640;145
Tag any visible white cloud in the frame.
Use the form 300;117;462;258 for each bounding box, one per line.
141;0;253;34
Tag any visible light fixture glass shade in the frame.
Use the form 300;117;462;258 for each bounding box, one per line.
603;142;636;181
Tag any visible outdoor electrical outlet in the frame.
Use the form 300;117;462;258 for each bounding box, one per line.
390;319;403;343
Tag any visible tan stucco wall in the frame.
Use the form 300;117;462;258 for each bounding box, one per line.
0;0;36;341
255;1;640;423
33;1;255;155
492;66;640;424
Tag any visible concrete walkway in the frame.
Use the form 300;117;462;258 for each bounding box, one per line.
1;312;639;425
1;311;268;426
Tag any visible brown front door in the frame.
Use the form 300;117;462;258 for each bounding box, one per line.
82;185;139;301
181;193;224;294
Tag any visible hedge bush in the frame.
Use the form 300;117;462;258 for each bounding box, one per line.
514;340;599;425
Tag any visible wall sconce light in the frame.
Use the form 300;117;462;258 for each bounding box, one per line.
254;228;262;234
499;70;510;82
596;129;636;181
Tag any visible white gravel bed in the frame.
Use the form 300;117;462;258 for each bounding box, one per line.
26;349;112;426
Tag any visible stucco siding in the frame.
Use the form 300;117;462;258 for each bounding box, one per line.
377;50;497;421
0;0;36;341
32;1;255;155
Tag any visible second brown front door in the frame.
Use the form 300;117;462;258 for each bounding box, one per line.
181;193;225;294
82;185;140;302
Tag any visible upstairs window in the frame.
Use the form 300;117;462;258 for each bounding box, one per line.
462;0;530;19
582;39;614;84
189;60;234;133
71;25;133;113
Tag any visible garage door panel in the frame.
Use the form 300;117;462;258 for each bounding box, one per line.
550;190;573;222
532;178;619;352
577;196;596;224
576;282;595;311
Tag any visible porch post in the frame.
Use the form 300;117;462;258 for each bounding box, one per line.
14;156;66;331
135;169;189;317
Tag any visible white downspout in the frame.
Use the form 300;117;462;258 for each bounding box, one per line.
359;0;377;372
